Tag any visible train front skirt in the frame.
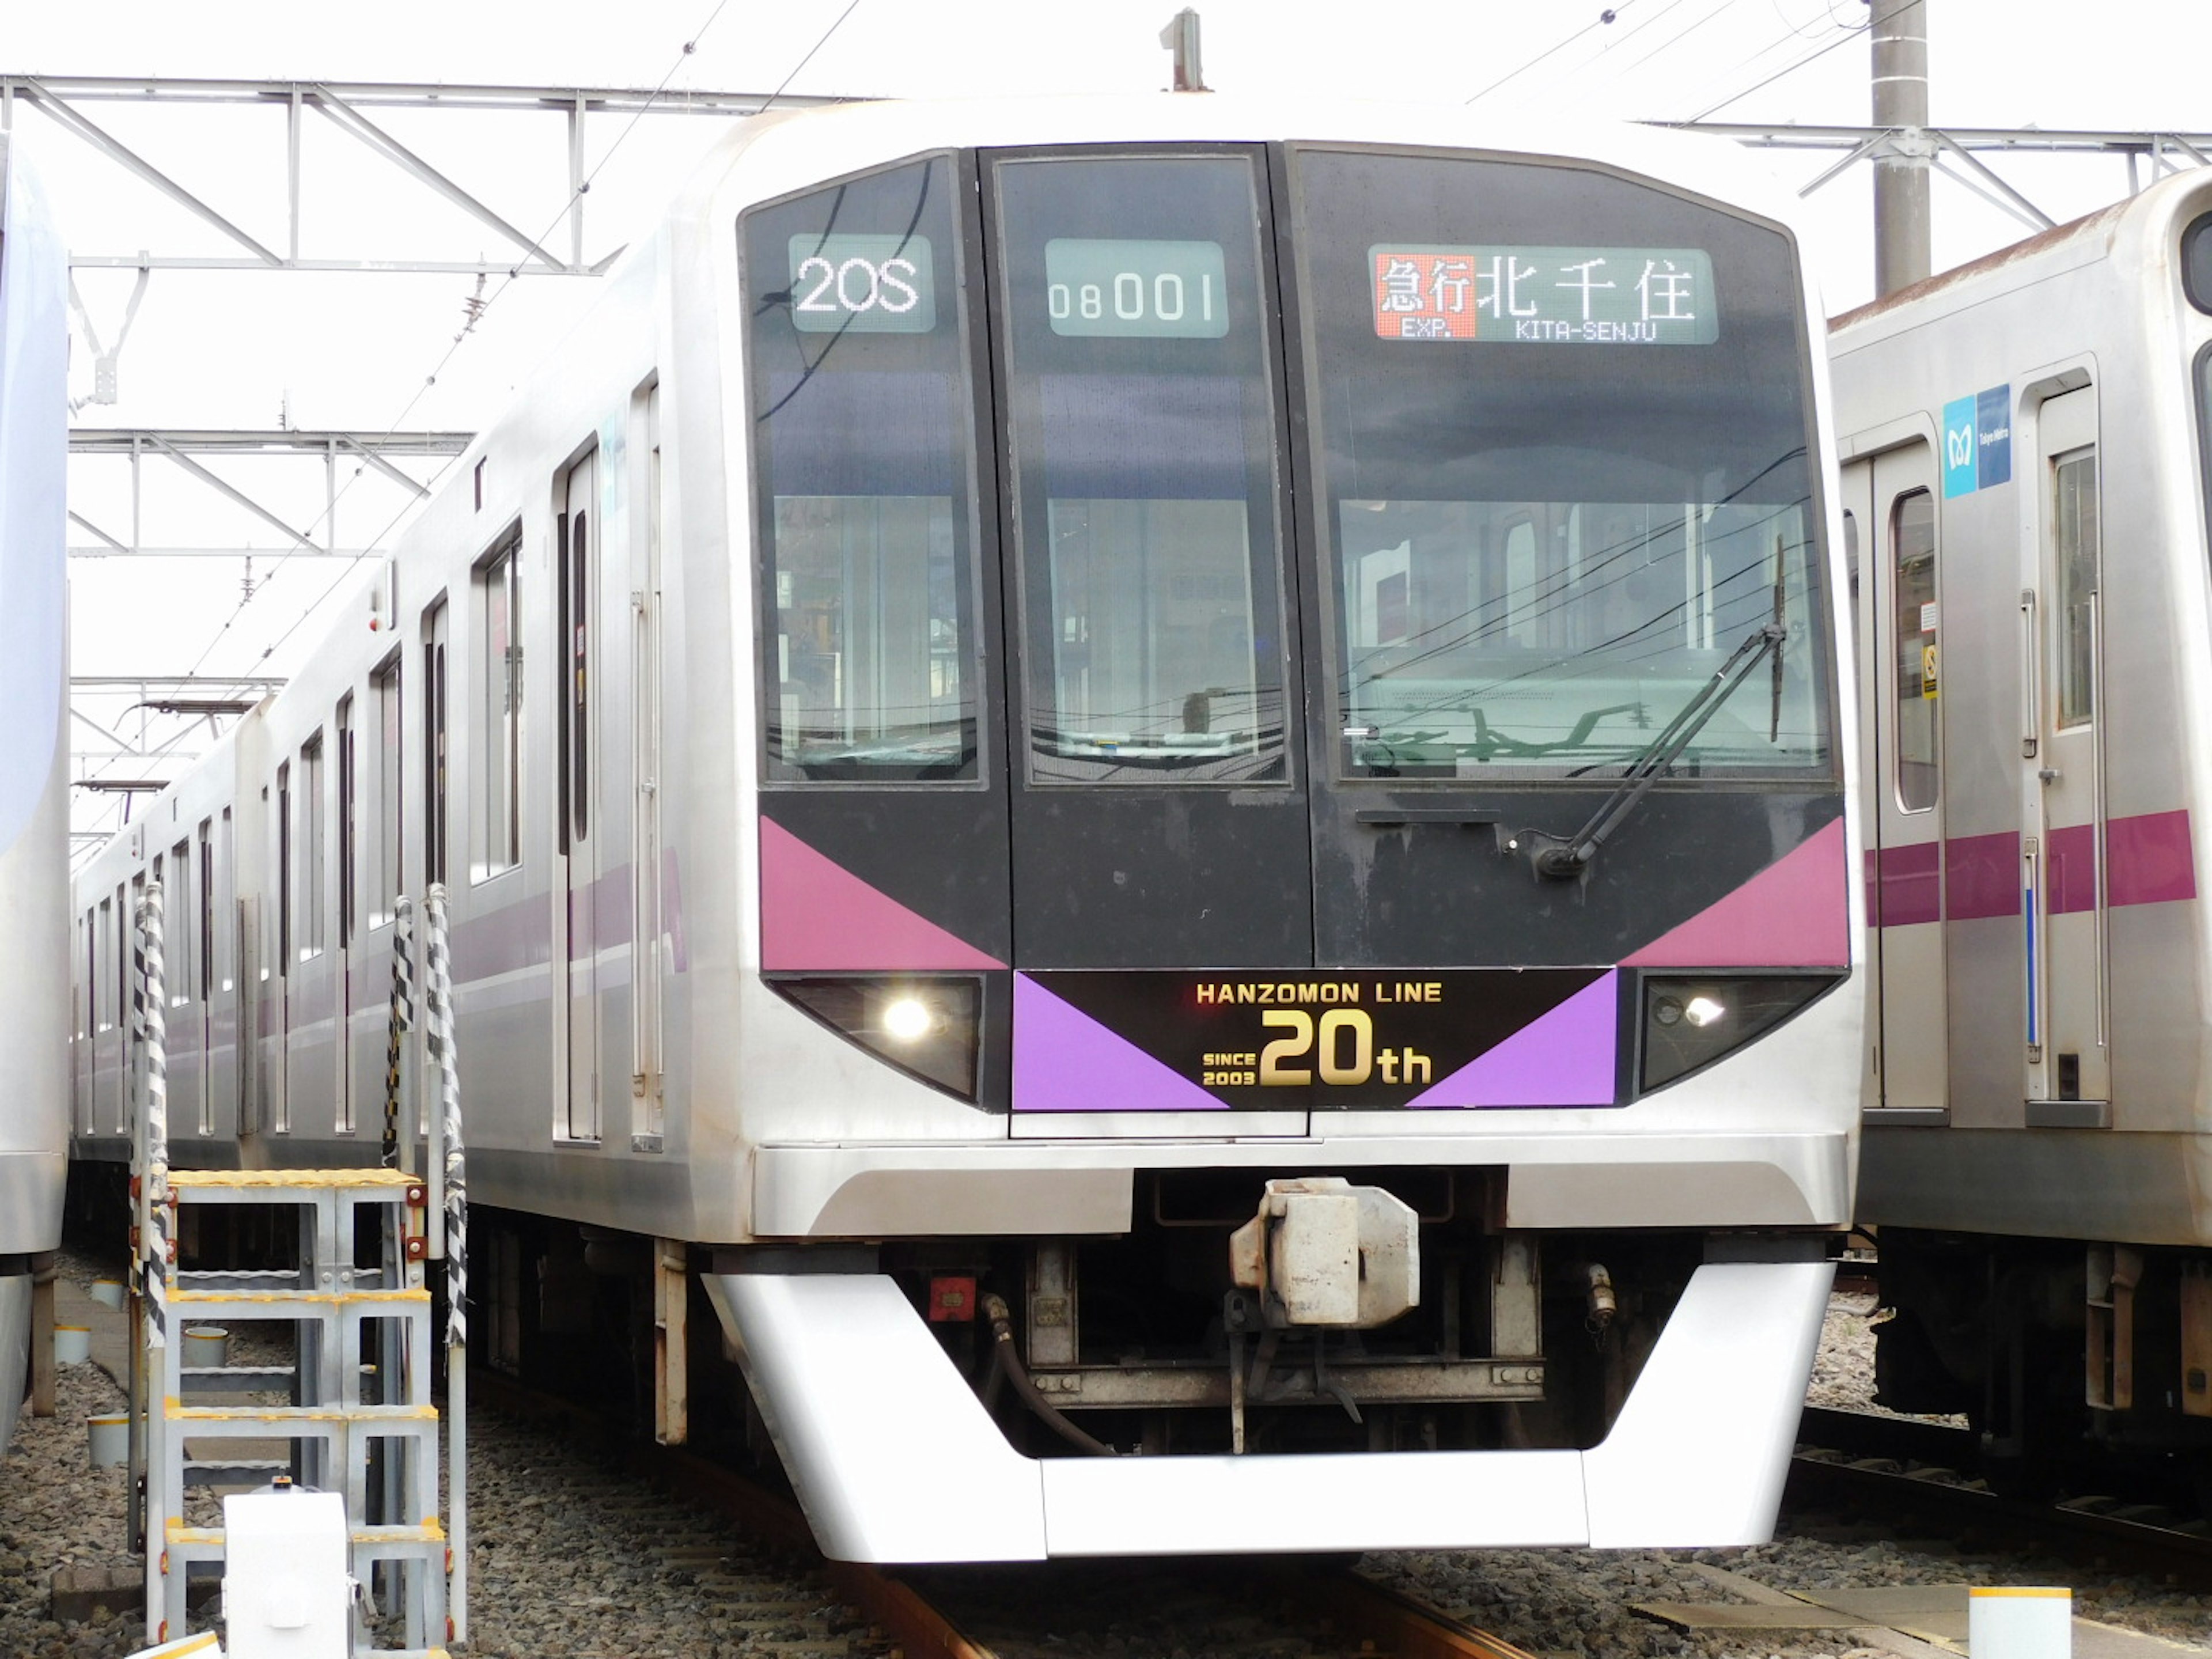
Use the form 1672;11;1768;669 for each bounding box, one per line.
706;1258;1834;1561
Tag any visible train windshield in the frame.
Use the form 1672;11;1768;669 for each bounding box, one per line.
993;152;1289;783
744;155;981;782
1294;148;1832;782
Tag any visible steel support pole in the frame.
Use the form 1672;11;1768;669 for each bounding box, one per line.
1872;0;1931;296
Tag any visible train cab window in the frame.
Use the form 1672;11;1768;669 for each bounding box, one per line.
1291;147;1832;783
992;150;1287;783
2052;449;2099;729
1891;488;1938;811
743;154;981;782
474;536;522;878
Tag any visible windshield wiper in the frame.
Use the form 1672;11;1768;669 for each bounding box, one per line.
1521;620;1786;880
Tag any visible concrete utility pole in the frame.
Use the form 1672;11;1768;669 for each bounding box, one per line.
1871;0;1932;295
1161;9;1207;92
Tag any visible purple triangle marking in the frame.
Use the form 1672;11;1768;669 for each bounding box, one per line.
1013;974;1229;1112
1408;971;1618;1108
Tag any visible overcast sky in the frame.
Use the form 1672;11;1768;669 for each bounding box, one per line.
11;0;2207;842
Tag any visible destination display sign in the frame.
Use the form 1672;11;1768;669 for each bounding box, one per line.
1044;238;1230;339
1369;244;1718;345
1020;967;1622;1111
786;233;937;334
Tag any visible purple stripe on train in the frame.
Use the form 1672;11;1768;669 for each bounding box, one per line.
2047;822;2097;915
1945;831;2019;921
1873;809;2196;926
1407;971;1617;1108
2108;809;2196;907
1012;973;1228;1112
1873;840;1941;926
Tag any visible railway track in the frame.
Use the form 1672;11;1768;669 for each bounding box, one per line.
473;1369;1541;1659
1791;1404;2212;1586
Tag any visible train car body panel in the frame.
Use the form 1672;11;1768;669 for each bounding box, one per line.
1834;168;2212;1466
0;130;71;1446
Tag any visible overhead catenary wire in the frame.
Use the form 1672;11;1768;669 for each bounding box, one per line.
1466;3;1639;107
233;0;876;680
160;0;847;704
1688;12;1869;122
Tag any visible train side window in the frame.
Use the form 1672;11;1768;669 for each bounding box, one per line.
1891;488;1938;812
2052;448;2099;729
370;655;402;925
423;600;450;888
198;820;214;1001
169;840;191;1005
300;734;326;959
336;696;357;945
1841;510;1859;660
474;535;522;878
993;149;1288;784
276;764;292;974
743;153;981;783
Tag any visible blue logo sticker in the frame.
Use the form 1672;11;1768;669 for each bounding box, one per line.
1942;385;2011;497
1942;396;1978;497
1975;384;2011;489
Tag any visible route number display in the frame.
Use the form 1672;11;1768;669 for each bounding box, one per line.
1044;238;1229;339
786;233;937;334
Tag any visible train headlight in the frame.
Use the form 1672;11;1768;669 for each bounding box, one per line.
882;997;935;1041
1638;974;1840;1092
769;976;983;1100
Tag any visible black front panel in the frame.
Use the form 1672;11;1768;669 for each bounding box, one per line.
987;148;1312;969
1284;145;1840;967
742;141;1846;1118
744;153;1013;961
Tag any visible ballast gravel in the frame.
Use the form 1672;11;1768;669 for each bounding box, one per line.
7;1270;2211;1658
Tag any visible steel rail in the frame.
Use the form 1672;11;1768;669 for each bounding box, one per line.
472;1369;995;1659
473;1366;1544;1659
1791;1406;2212;1588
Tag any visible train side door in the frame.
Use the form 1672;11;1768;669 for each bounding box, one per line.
1865;444;1948;1117
2028;388;2107;1115
559;453;601;1141
1840;461;1885;1108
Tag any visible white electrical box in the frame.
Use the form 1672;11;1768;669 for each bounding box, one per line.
221;1488;350;1659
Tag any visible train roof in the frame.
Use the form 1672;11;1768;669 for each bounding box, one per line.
1830;165;2212;340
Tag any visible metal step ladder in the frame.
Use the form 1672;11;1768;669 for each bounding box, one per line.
147;1170;448;1656
130;884;468;1658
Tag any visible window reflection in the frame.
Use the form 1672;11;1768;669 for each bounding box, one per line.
995;153;1287;785
1338;496;1823;777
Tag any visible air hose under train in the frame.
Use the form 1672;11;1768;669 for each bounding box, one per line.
980;1293;1116;1457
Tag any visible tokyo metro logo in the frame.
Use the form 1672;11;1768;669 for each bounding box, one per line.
1944;384;2012;497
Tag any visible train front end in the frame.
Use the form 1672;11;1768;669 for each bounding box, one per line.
708;99;1861;1560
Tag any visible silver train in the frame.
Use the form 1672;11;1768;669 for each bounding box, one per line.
0;132;73;1450
1834;167;2212;1486
73;96;1863;1558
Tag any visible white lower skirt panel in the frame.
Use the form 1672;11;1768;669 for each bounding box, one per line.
710;1259;1833;1562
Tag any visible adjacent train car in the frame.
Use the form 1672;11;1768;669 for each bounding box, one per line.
1832;167;2212;1486
0;132;73;1449
73;96;1862;1558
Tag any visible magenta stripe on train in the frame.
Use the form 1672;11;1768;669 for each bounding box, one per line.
1869;809;2196;926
